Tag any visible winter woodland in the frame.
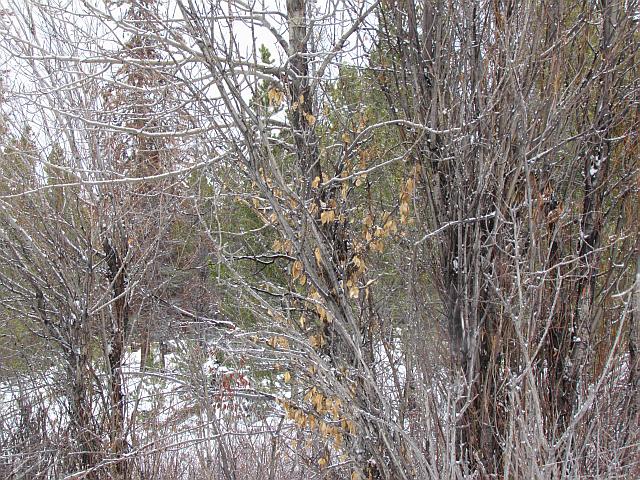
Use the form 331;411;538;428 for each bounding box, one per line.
0;0;639;478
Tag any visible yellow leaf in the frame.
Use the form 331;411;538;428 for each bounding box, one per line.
304;387;315;402
400;200;410;217
313;393;323;411
349;285;359;299
383;218;397;236
342;132;350;144
296;412;306;428
400;200;410;224
283;371;291;383
311;176;321;188
267;86;284;107
318;457;327;468
303;111;316;125
291;260;303;280
352;472;361;480
371;239;384;253
272;238;282;251
298;273;307;286
365;229;373;242
316;304;331;323
268;336;289;349
310;334;325;348
406;177;415;193
320;209;336;224
314;247;322;266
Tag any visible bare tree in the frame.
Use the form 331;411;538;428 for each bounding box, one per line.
0;0;638;479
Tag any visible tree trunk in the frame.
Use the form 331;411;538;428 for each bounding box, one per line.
103;235;129;480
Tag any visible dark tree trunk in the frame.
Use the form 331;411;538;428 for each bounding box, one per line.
103;236;129;480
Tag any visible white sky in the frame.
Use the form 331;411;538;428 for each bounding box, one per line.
0;0;378;166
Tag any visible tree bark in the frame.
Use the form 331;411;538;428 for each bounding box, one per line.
103;235;129;480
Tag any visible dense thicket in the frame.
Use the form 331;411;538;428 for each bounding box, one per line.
0;1;638;479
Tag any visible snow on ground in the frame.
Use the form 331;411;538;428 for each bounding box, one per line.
0;340;292;468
